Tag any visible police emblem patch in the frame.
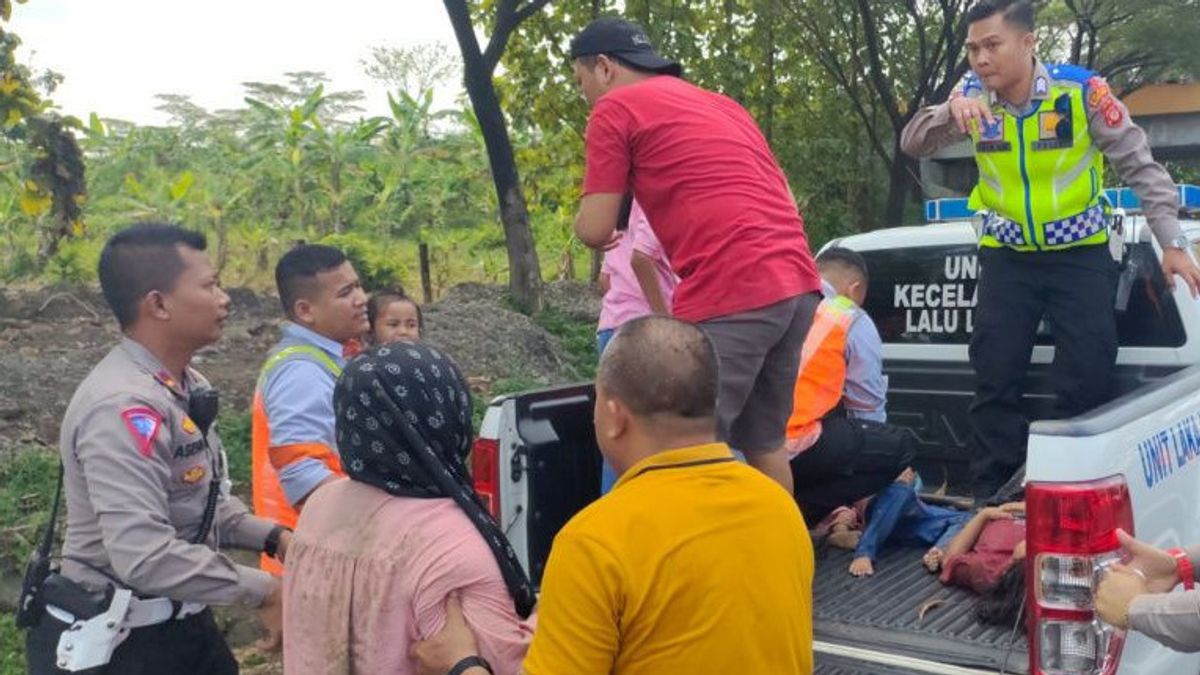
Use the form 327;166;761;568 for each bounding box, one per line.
121;407;162;457
1038;112;1061;140
980;113;1004;141
182;465;207;484
181;416;199;435
1034;76;1048;97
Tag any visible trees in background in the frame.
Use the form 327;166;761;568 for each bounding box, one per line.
1;0;1197;290
443;0;551;312
0;0;86;266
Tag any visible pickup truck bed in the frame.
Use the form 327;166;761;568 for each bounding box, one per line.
813;544;1027;673
491;383;1028;672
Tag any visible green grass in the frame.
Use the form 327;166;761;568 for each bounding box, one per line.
533;305;598;380
0;449;60;574
219;411;253;488
0;615;22;675
0;450;59;675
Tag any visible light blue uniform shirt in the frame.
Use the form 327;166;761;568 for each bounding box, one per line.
820;280;888;423
261;322;347;505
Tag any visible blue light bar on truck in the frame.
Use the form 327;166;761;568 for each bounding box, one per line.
924;198;973;222
1103;185;1200;212
923;185;1200;223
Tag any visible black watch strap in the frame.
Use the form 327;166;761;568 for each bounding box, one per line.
448;655;493;675
263;525;287;558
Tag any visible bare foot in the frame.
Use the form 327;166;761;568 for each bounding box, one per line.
923;548;944;572
849;556;874;577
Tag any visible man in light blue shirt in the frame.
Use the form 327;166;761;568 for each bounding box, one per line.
789;248;915;527
251;244;368;578
830;275;888;424
261;323;349;504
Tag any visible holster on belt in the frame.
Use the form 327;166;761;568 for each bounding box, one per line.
41;573;111;621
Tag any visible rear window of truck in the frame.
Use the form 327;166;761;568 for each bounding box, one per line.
859;242;1186;348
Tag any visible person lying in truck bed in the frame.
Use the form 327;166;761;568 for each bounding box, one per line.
833;477;1028;626
840;469;972;578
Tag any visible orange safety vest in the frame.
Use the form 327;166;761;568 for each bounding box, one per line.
251;345;345;575
786;296;859;442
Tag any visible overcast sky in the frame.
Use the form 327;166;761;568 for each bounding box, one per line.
12;0;463;125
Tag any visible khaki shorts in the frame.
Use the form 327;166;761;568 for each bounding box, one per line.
699;292;820;453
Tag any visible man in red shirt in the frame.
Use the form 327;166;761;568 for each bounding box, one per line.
570;17;822;492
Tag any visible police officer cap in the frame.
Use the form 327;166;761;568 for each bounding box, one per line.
570;17;682;77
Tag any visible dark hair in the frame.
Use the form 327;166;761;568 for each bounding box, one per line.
98;223;207;329
574;53;658;76
975;563;1026;626
367;289;423;333
274;244;348;318
598;316;718;420
817;246;870;286
965;0;1035;31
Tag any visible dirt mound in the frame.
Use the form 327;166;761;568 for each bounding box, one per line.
424;282;597;387
0;282;598;452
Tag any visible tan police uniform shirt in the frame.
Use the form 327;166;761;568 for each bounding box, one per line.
900;59;1182;248
1127;544;1200;653
58;337;275;608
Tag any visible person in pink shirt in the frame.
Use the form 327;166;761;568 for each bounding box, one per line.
596;198;676;492
596;198;677;354
283;342;535;675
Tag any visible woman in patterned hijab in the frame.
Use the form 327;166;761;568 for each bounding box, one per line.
282;342;536;675
334;341;536;618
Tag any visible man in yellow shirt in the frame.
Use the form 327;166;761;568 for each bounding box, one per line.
411;316;815;675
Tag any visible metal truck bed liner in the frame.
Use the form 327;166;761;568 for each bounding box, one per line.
813;543;1028;674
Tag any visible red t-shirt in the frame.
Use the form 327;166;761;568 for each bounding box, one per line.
583;76;820;322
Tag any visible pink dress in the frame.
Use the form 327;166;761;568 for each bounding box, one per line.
283;479;535;675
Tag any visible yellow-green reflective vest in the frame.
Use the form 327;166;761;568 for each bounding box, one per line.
965;65;1109;252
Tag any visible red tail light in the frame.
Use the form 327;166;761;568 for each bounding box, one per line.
1026;476;1134;675
471;437;501;518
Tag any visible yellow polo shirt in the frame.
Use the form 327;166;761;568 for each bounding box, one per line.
523;443;814;675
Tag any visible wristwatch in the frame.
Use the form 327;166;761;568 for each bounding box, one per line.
263;525;289;558
1167;548;1195;591
1167;234;1190;250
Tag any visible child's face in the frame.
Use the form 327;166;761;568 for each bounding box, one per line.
374;300;421;344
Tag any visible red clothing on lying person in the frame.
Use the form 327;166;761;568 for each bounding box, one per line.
939;518;1026;593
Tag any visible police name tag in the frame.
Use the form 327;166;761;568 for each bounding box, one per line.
1033;139;1073;151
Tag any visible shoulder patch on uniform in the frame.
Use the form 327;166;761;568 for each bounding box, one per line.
1086;76;1114;108
121;407;162;458
1102;98;1124;127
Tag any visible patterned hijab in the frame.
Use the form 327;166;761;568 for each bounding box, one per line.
333;342;536;618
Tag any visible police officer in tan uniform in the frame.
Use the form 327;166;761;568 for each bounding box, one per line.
24;224;289;674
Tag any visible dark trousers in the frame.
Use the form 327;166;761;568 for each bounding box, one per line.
791;414;917;527
968;245;1118;498
26;608;238;675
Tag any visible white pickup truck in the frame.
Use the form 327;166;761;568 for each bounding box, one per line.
472;185;1200;675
